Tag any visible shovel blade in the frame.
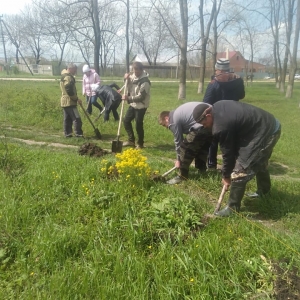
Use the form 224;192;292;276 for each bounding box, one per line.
94;128;102;139
112;140;123;153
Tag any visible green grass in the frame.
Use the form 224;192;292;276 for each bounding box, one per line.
0;79;300;299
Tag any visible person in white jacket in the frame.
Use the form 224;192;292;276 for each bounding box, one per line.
82;64;103;115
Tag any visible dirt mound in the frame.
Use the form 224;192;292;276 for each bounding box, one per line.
79;143;109;157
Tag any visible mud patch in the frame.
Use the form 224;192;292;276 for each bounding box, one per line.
78;143;109;157
273;259;300;299
150;173;167;183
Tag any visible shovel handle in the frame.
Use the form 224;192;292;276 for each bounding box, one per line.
79;102;96;130
116;80;128;137
162;166;177;177
214;185;227;213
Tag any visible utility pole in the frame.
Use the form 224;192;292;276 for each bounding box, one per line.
0;15;9;75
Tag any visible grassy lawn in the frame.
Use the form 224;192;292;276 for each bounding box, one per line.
0;78;300;299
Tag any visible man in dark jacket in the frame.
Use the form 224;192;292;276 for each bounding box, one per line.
159;102;212;184
92;83;122;122
203;58;245;170
193;100;281;217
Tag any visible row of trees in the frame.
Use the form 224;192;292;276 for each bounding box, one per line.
1;0;300;98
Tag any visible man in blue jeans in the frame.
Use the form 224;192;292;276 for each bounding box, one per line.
122;62;151;150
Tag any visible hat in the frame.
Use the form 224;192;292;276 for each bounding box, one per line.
193;103;212;123
215;58;230;71
82;64;91;73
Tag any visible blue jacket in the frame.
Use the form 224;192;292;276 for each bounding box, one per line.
203;76;245;105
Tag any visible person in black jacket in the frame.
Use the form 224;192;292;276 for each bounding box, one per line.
91;83;122;122
193;100;281;217
203;59;245;170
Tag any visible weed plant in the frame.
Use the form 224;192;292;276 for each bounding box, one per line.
0;79;300;299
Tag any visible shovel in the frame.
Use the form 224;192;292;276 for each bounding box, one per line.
111;81;128;153
214;185;227;214
151;166;177;183
162;166;177;177
94;108;105;122
79;102;102;139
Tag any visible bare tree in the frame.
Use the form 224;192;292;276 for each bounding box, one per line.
268;0;283;88
34;0;76;66
132;3;174;65
152;0;188;99
279;0;296;93
197;0;216;94
286;0;300;98
21;4;51;65
2;15;24;64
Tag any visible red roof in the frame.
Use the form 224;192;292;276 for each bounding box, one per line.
217;51;239;59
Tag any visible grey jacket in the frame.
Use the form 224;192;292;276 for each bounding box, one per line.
168;102;204;159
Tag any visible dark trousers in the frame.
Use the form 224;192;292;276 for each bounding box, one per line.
86;95;103;114
228;128;281;208
179;129;212;178
208;137;218;168
63;106;83;136
123;106;147;146
103;99;121;121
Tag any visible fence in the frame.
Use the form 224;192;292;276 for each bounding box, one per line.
7;63;272;80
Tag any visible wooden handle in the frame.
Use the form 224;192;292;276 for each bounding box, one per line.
116;81;128;137
79;102;96;130
214;185;227;213
162;166;177;177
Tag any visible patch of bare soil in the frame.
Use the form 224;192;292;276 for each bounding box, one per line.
273;259;300;300
78;143;109;157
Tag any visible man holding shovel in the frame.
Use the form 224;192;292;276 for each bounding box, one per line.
193;100;281;217
158;102;212;185
122;62;151;150
60;63;84;138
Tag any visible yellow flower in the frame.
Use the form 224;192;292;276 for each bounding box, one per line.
148;245;152;249
190;278;194;282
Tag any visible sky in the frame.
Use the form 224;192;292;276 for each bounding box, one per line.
1;0;32;15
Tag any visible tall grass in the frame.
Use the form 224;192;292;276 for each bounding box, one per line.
0;79;300;299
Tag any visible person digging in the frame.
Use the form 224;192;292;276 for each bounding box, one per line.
158;102;212;185
193;100;281;217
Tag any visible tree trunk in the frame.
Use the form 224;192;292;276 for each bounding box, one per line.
125;0;130;73
280;0;295;93
197;0;215;94
197;39;207;94
178;0;188;100
286;0;300;98
92;0;101;74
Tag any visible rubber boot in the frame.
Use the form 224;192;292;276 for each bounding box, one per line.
255;169;271;196
215;181;247;217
